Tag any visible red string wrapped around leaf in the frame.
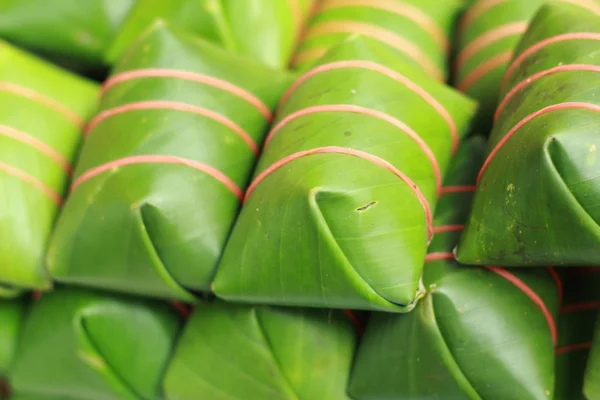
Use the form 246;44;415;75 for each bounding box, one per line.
47;24;292;301
456;3;600;266
213;36;477;311
349;137;560;400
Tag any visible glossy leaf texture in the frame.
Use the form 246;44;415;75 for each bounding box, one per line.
291;0;466;79
456;3;600;266
107;0;316;69
164;302;356;400
0;298;25;378
213;36;477;312
8;288;181;400
0;43;98;293
47;25;292;301
0;0;135;70
349;136;560;400
454;0;600;128
586;316;600;399
554;269;600;399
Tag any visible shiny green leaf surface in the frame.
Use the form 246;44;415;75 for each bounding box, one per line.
214;36;476;311
554;270;600;400
0;0;135;70
0;43;98;293
107;0;315;69
292;0;466;79
164;302;355;400
8;288;181;400
349;137;559;400
457;3;600;266
0;298;24;378
47;25;292;301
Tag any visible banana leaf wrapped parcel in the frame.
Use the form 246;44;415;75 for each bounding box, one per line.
456;3;600;266
213;36;477;311
0;43;98;294
349;137;560;400
47;24;292;301
454;0;600;127
554;270;600;400
164;302;356;400
8;288;181;400
292;0;466;79
0;0;315;70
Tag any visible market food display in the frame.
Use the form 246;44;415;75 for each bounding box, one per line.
0;1;599;399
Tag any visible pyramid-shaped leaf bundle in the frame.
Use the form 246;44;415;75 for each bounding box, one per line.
292;0;465;79
8;288;181;400
0;43;98;294
47;25;292;301
213;37;476;311
164;302;356;399
349;137;559;400
457;3;600;266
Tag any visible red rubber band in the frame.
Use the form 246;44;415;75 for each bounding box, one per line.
102;69;272;122
432;224;464;234
0;124;72;174
478;102;600;184
555;342;592;355
456;22;528;72
317;0;449;52
278;60;459;153
0;81;84;127
304;20;443;81
440;185;477;194
502;32;600;89
560;301;600;313
244;146;433;239
457;51;513;92
85;100;258;155
424;252;455;262
496;64;600;120
486;266;557;345
0;161;62;205
264;104;442;193
71;155;243;200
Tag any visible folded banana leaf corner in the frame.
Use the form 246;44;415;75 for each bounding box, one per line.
0;42;99;294
349;136;560;400
213;36;477;312
456;3;600;266
8;288;182;400
292;0;466;79
46;24;293;301
555;269;600;400
164;302;356;400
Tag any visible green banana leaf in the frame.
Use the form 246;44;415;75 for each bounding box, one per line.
8;288;181;400
0;298;25;379
0;42;98;293
164;302;356;400
554;269;600;400
0;0;135;71
292;0;466;79
456;3;600;266
349;136;560;400
213;36;476;312
107;0;316;69
586;316;600;399
47;24;292;301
